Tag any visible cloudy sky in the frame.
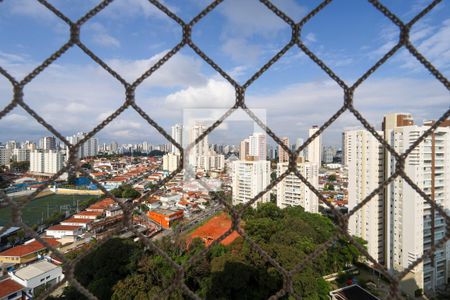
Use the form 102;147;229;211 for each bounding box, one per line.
0;0;449;147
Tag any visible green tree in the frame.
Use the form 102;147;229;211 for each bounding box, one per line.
122;187;141;199
327;174;337;182
9;161;30;172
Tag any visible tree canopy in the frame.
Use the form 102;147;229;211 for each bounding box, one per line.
55;203;365;300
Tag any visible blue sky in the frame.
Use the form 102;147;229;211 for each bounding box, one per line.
0;0;449;147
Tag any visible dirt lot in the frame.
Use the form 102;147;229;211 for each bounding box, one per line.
187;212;240;247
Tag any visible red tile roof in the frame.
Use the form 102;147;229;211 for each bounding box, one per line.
61;218;93;224
47;225;82;231
87;198;115;210
0;279;24;298
74;211;103;216
0;238;60;258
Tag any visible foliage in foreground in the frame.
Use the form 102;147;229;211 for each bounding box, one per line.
54;203;365;300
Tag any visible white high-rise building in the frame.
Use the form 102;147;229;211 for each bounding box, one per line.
279;137;290;163
240;138;250;160
0;147;12;166
276;159;319;213
322;146;336;164
296;138;304;158
12;149;30;162
66;133;98;159
188;123;209;169
21;141;36;151
30;150;64;174
171;124;183;154
385;119;450;293
163;152;180;172
342;126;362;167
232;159;270;207
110;141;118;154
307;126;321;166
347;129;385;264
39;136;56;150
142;141;151;153
6;141;17;150
249;132;267;161
197;149;225;171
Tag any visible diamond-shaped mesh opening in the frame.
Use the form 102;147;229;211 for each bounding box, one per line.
0;0;448;299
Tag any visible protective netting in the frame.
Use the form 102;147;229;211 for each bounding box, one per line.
0;1;449;299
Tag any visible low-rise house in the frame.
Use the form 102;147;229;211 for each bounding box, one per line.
86;198;115;213
9;260;63;298
60;218;93;229
45;225;83;240
147;209;183;229
73;211;103;220
329;284;379;300
0;278;24;300
145;198;161;210
105;205;123;217
0;239;60;265
176;201;198;212
160;194;181;206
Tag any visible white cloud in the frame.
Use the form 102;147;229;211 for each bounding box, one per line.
305;33;317;44
166;79;235;108
370;18;450;72
222;38;262;64
7;0;54;20
2;113;28;123
107;51;206;86
219;0;304;37
101;0;177;20
86;23;121;48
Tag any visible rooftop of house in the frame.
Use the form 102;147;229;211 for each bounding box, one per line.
330;284;380;300
0;278;24;298
12;260;60;281
46;225;82;231
0;238;60;258
74;211;103;216
61;218;93;224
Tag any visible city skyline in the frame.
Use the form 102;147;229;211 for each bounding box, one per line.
0;0;448;145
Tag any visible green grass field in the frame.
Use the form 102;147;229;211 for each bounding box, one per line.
0;194;98;226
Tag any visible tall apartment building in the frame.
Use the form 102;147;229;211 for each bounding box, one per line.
347;113;450;294
240;138;250;160
322;146;337;164
232;159;270;207
12;149;30;162
66;133;98;159
188;123;209;169
385;117;450;293
39;136;56;150
0;147;12;166
197;149;225;171
278;137;290;163
276;158;319;213
163;152;180;172
307;126;321;166
346;129;385;264
342;127;362;167
21;141;36;151
171;124;183;154
296;138;304;158
249;132;267;161
110;141;118;154
6;141;17;150
30;150;64;174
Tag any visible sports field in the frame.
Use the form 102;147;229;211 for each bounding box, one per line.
0;194;98;226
